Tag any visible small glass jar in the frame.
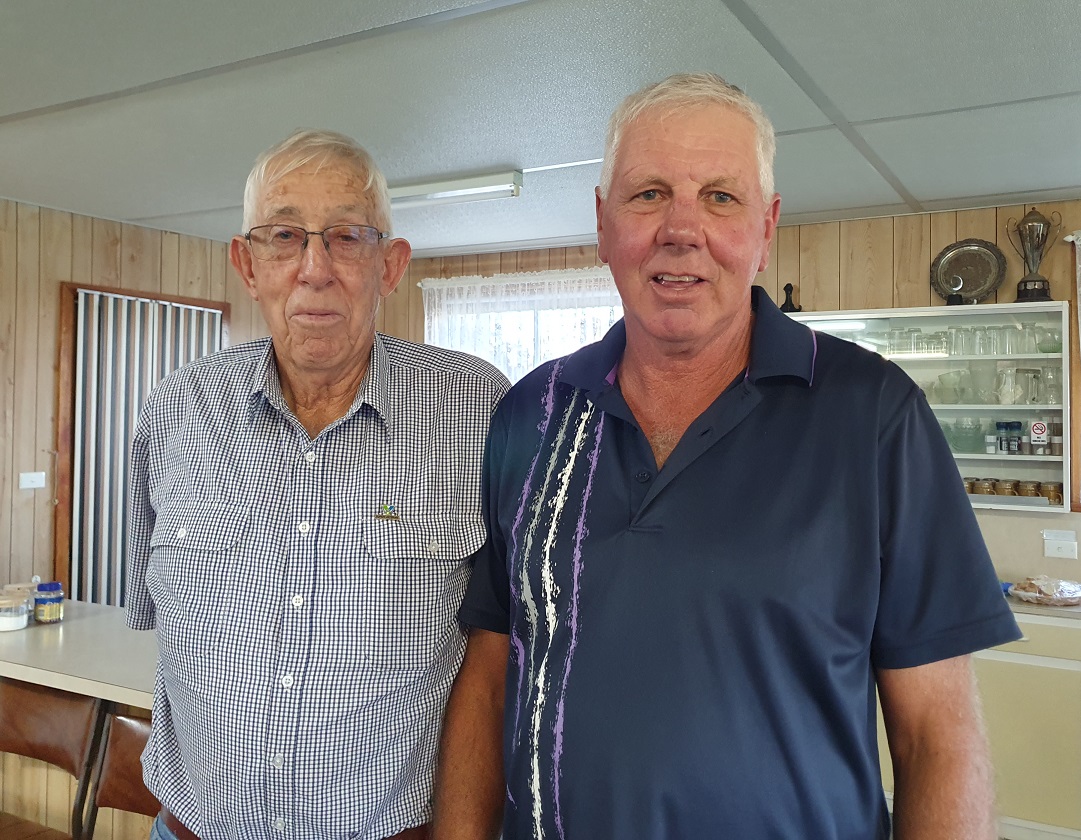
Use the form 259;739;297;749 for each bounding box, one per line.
0;596;29;632
34;582;64;624
1007;421;1024;455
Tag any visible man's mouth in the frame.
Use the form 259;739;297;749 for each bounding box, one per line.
653;273;704;287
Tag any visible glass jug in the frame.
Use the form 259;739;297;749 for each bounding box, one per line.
1041;366;1063;405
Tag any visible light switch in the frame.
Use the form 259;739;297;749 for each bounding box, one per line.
18;472;46;490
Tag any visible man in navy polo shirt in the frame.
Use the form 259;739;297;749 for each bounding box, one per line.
432;73;1019;840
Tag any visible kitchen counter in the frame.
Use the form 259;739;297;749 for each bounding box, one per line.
1008;598;1081;621
0;600;155;708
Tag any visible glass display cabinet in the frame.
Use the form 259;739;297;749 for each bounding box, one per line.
791;301;1071;512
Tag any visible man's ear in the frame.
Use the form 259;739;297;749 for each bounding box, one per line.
595;187;609;265
380;237;412;298
230;236;259;301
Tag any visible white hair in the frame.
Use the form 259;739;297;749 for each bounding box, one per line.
599;72;776;201
241;129;392;233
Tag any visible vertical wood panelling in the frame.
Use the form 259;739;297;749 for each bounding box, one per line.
956;208;1000;303
160;231;180;296
565;245;598;269
12;204;40;583
120;224;162;296
997;204;1026;300
37;210;70;581
756;233;779;304
893;214;931;308
0;200;16;583
476;253;501;276
929;212;957;307
775;225;800;309
798;222;840;312
91;219;122;289
516;250;548;273
178;235;211;299
840;218;893;310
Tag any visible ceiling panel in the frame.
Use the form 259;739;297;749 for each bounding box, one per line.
774;128;906;217
0;0;522;117
743;0;1081;122
859;97;1081;204
1;0;1080;255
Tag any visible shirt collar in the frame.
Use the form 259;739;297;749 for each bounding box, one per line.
559;285;816;394
246;334;393;429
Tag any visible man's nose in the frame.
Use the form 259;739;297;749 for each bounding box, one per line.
296;233;334;285
657;195;705;248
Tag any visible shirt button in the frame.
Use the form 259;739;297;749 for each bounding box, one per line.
304;451;316;463
270;753;284;769
291;594;304;608
176;527;187;540
281;674;294;688
297;521;311;534
635;470;651;483
426;539;441;554
273;818;286;831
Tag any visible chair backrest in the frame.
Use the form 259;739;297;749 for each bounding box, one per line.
83;714;159;838
0;676;105;839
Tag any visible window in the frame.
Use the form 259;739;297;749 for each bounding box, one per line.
420;267;623;382
56;285;226;605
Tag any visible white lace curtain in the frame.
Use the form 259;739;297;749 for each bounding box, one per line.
420;266;623;382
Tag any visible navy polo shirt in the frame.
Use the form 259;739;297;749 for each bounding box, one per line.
461;286;1020;840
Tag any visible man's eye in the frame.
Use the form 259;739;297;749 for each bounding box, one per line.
272;227;300;242
331;228;363;245
637;189;659;201
710;192;734;204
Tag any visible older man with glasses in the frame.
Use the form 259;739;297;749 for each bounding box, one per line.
126;129;509;840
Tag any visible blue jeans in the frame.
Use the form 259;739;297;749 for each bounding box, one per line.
149;814;179;840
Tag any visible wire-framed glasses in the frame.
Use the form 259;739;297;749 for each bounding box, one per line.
245;224;389;262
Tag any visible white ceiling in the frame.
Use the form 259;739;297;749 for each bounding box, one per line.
2;0;1079;257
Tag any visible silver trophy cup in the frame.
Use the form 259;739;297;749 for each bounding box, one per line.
1006;206;1062;302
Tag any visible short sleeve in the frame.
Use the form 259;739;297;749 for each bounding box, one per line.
459;405;511;634
872;391;1020;668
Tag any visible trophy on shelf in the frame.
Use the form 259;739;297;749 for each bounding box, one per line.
1006;206;1062;302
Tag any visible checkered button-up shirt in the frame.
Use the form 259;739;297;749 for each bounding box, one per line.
126;334;509;840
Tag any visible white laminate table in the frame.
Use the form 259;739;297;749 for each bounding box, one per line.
0;600;155;708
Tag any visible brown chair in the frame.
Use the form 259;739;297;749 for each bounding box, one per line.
0;677;105;840
82;714;160;839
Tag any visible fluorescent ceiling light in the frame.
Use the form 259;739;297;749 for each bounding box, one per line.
389;171;523;210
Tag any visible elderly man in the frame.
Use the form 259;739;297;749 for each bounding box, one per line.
127;129;509;840
432;74;1019;839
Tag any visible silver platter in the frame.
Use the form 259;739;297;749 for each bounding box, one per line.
930;238;1006;304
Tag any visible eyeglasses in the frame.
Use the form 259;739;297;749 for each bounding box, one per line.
245;224;388;262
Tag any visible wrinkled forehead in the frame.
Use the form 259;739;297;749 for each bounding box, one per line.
255;159;376;221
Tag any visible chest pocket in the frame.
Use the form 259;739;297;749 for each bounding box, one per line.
353;516;485;672
147;500;249;684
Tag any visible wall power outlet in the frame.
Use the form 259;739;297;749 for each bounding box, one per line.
1045;540;1079;560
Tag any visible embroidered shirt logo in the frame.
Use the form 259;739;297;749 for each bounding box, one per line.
375;503;400;521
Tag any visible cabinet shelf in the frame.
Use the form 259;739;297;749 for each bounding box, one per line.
952;453;1062;462
930;403;1063;412
886;353;1062;363
791;300;1071;513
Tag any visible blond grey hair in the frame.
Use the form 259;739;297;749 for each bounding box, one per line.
599;72;776;201
242;129;392;233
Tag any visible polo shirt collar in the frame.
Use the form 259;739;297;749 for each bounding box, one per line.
559;284;816;394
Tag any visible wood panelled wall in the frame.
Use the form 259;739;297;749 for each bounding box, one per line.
1;197;1079;839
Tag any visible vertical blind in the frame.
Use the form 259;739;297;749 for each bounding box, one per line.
71;290;223;605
